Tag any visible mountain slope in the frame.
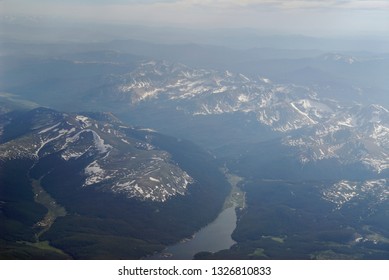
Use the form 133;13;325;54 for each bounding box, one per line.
0;107;229;259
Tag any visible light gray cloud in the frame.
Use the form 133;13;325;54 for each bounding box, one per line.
179;0;389;10
1;0;388;37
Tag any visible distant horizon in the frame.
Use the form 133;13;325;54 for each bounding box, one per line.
1;0;388;38
1;16;388;54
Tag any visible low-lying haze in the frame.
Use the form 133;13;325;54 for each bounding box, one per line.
2;0;389;38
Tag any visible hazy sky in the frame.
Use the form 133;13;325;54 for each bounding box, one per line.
2;0;389;37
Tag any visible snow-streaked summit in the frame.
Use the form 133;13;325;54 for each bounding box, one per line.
0;108;194;202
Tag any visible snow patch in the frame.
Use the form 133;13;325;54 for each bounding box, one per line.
91;130;112;154
38;122;61;134
149;177;160;182
76;115;92;128
83;160;106;186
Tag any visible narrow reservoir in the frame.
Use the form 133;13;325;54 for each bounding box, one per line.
148;173;244;260
148;205;237;259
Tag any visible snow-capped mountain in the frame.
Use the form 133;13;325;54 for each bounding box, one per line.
93;60;389;174
100;60;339;132
321;53;358;64
322;179;389;210
0;106;230;260
0;108;193;202
283;104;389;173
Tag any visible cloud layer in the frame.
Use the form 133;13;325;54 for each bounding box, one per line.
1;0;388;36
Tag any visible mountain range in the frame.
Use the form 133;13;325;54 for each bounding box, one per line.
1;38;389;259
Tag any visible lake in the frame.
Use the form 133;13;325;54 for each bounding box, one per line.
147;205;237;259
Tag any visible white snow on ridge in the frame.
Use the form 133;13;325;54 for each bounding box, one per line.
213;86;228;94
238;94;250;103
61;128;112;154
109;167;194;202
76;115;92;128
369;124;389;140
83;160;107;186
362;158;389;174
90;130;112;154
323;179;389;209
34;127;70;158
149;177;160;182
239;73;250;81
61;150;86;161
338;117;354;128
290;102;316;124
138;128;157;133
138;88;162;101
38;122;60;134
121;138;130;144
261;77;271;84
